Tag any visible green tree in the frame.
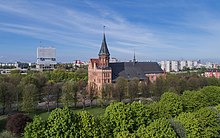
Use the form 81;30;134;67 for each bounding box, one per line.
100;83;113;107
61;80;77;107
42;80;55;112
53;82;63;108
158;92;183;118
7;74;22;111
136;118;177;138
200;86;220;106
198;77;208;88
169;119;186;138
88;82;97;107
114;77;127;101
176;78;187;94
216;104;220;112
187;77;200;90
127;77;139;101
152;76;168;97
74;68;88;81
181;90;208;112
32;73;48;101
24;116;46;138
116;131;134;138
103;102;134;137
76;111;99;137
130;102;153;129
44;108;78;137
206;77;220;86
78;80;87;109
176;107;220;138
166;74;179;93
21;84;38;113
25;108;98;138
138;81;149;97
102;102;154;137
0;82;16;114
195;107;220;137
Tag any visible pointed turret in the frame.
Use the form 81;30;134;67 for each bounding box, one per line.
133;49;136;62
98;33;110;56
98;27;110;68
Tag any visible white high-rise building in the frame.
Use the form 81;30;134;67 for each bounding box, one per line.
165;61;171;72
180;60;187;70
187;60;193;69
160;61;166;71
193;61;198;68
36;47;57;70
171;60;179;72
206;62;213;68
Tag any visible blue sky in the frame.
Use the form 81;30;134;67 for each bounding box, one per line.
0;0;220;62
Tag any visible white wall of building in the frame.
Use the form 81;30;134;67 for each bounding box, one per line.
37;47;57;69
179;60;187;70
165;61;171;72
171;60;179;72
159;60;203;72
187;60;193;69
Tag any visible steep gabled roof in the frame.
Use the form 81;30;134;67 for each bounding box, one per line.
109;62;163;81
98;33;110;56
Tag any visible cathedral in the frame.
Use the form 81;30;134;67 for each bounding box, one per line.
88;32;164;97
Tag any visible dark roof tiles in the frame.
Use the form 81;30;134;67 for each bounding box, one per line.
109;62;163;81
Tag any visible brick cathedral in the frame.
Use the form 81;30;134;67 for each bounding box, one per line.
88;32;164;97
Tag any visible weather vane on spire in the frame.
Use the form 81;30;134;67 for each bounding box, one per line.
103;25;106;34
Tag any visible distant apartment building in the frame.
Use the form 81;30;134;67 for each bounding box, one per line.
179;60;187;70
36;47;57;70
159;60;173;72
159;60;200;72
193;61;198;68
160;61;166;71
171;60;179;72
165;61;171;72
204;69;220;79
15;62;29;69
160;60;171;72
0;62;16;68
187;60;193;69
205;62;220;69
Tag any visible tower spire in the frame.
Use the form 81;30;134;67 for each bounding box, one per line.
98;26;110;68
103;25;106;34
98;26;110;56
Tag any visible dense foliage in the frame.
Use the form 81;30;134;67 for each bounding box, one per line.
0;68;88;114
136;118;177;138
23;85;220;137
0;70;220;115
1;70;220;137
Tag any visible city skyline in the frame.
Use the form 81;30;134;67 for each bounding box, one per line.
0;0;220;62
